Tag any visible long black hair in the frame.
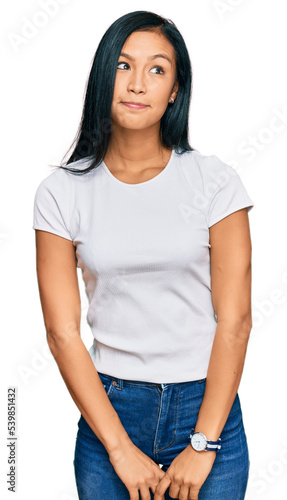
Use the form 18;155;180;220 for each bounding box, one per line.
54;10;194;175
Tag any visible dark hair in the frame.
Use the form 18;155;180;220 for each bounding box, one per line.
54;10;194;175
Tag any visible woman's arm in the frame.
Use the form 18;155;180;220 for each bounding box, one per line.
194;206;253;440
35;229;132;454
154;207;253;500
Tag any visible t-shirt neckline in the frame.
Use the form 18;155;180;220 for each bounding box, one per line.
101;148;175;187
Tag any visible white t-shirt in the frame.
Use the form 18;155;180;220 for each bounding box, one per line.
32;148;254;383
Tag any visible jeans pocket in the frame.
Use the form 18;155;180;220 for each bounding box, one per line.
97;373;117;400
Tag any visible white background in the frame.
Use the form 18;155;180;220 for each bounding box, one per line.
1;0;287;499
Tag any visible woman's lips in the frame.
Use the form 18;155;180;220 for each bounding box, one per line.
122;102;149;109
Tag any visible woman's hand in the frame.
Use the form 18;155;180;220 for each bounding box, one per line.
109;440;166;500
154;445;216;500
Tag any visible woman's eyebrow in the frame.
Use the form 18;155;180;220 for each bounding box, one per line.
119;52;172;64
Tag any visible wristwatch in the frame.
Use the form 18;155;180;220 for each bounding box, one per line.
189;429;221;452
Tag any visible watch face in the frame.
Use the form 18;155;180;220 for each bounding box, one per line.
191;432;207;451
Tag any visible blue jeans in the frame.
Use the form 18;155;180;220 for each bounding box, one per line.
73;373;250;499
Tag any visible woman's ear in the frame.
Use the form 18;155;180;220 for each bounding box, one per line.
171;80;179;101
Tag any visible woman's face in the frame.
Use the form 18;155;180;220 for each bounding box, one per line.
110;30;178;132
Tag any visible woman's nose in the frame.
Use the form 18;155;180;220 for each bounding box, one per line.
127;71;147;94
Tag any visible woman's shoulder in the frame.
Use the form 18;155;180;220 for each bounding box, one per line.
177;148;239;182
36;156;96;190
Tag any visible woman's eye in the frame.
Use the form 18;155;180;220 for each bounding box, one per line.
117;62;130;70
150;66;165;75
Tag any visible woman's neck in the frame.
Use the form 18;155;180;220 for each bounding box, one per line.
105;129;170;171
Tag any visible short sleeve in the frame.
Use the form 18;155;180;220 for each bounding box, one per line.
205;155;254;228
32;168;73;241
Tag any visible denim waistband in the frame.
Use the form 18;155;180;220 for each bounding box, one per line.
97;371;206;390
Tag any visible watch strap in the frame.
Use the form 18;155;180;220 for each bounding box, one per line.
205;439;222;451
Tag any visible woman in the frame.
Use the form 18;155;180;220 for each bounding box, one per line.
32;10;254;500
